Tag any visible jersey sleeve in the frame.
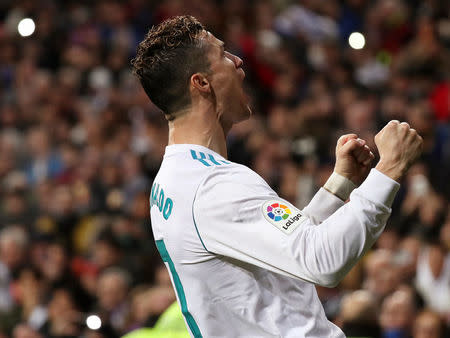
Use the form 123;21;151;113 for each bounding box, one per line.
193;168;399;287
302;188;345;224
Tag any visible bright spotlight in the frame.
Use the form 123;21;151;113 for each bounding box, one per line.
86;315;102;330
348;32;365;50
17;18;35;37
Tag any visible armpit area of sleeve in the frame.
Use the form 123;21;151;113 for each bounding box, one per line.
353;168;400;207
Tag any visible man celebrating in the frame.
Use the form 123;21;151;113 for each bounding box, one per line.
132;16;422;337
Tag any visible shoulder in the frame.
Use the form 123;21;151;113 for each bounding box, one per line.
160;144;276;202
195;162;277;208
161;145;233;172
201;161;269;187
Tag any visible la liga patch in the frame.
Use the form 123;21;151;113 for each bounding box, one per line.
262;200;307;234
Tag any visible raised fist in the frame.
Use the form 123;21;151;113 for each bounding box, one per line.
374;120;423;182
335;134;375;185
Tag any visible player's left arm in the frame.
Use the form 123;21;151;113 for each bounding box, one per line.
193;167;399;288
302;134;375;224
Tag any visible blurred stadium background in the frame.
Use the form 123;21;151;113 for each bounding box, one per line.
0;1;449;337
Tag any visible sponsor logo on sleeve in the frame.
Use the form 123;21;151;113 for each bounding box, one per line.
262;200;307;234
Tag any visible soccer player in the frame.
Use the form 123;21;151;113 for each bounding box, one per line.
132;16;423;337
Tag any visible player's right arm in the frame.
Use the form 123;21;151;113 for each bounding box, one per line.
193;121;422;287
301;133;375;224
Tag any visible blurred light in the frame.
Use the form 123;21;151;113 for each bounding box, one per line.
348;32;365;50
18;18;35;37
86;315;102;330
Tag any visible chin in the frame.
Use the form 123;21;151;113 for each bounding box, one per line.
234;104;252;124
243;106;252;120
241;88;252;118
246;104;253;117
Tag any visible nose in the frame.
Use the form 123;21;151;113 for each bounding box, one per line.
234;55;243;68
226;51;243;68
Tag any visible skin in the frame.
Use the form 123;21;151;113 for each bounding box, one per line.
168;31;250;159
167;30;423;186
374;120;423;182
413;310;443;338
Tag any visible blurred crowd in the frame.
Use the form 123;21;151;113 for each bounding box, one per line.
0;0;448;337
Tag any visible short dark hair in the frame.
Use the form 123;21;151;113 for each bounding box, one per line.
131;16;210;119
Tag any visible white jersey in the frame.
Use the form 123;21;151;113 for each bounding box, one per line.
150;144;399;337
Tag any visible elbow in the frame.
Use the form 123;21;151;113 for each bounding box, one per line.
294;225;363;288
307;259;349;287
300;247;350;288
312;260;356;287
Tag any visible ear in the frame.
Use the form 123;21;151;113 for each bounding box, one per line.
190;73;210;93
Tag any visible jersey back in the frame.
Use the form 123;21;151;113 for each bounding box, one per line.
150;144;343;338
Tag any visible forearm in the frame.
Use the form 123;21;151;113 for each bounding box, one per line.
323;171;357;201
302;172;356;224
293;169;399;287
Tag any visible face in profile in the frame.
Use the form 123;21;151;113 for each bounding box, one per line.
201;31;251;126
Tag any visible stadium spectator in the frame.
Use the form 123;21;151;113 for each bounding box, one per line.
338;290;380;338
379;286;419;338
412;309;445;338
95;267;132;334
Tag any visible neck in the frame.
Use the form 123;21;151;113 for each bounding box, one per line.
167;107;229;158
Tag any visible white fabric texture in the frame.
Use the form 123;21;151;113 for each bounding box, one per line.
150;144;399;337
323;171;357;201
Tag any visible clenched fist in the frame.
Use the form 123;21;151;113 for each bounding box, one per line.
375;120;423;182
335;134;375;185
